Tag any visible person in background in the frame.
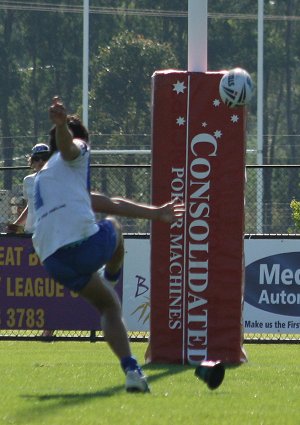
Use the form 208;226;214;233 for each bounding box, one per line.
9;143;51;233
32;96;184;392
8;143;54;339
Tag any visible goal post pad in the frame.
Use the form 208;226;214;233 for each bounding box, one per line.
150;70;247;365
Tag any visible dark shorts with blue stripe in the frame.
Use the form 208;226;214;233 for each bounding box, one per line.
43;219;117;292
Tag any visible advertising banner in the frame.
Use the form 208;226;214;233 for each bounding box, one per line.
244;237;300;333
150;70;247;365
1;234;300;335
0;234;149;333
122;237;150;332
0;235;115;330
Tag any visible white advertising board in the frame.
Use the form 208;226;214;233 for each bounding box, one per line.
123;237;300;334
244;237;300;334
122;238;150;332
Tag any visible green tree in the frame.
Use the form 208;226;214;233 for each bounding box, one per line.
0;11;20;188
89;31;178;206
90;31;178;139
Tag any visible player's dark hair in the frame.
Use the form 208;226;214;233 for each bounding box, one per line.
49;115;89;153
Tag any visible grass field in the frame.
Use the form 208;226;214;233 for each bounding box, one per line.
0;341;299;425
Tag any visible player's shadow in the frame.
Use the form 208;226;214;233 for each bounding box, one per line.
19;364;188;422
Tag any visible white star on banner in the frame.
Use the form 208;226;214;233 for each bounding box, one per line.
213;99;221;107
173;81;186;94
231;114;239;123
176;116;185;126
214;130;222;139
202;122;208;127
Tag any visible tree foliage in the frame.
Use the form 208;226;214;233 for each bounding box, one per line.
1;0;300;204
90;31;178;140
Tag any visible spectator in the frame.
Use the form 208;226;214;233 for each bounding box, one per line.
8;143;54;339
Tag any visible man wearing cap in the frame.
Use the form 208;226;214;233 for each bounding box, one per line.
7;143;54;339
9;143;51;233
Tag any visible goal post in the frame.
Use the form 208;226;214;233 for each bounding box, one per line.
150;70;247;365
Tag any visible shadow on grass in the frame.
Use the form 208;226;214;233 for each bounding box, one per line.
19;363;188;423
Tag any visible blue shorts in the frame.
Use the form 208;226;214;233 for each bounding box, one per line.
43;219;117;292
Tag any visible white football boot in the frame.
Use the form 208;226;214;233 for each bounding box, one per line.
125;369;150;393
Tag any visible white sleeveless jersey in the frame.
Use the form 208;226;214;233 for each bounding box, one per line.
32;139;98;261
23;172;36;233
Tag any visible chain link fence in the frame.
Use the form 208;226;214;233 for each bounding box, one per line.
0;163;299;342
245;165;300;235
2;164;299;235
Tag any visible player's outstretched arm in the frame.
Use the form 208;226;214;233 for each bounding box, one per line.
91;192;184;223
48;97;80;161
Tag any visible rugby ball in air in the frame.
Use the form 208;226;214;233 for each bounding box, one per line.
219;67;254;108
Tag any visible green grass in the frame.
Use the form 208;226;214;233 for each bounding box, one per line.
0;341;299;425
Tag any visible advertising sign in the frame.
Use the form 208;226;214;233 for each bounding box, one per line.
0;234;147;332
0;235;106;330
122;237;150;331
244;237;300;333
1;235;300;335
